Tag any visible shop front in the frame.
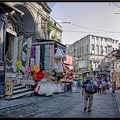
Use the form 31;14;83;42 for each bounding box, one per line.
111;68;120;89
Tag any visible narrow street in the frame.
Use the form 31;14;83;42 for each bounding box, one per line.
0;90;120;118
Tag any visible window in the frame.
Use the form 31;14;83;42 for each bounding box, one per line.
87;44;88;52
96;45;99;54
91;44;94;51
96;37;99;40
100;46;103;55
92;36;94;39
108;46;112;54
105;46;107;54
105;38;107;42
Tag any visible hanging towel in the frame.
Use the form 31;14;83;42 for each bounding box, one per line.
44;45;50;70
49;45;54;69
35;46;40;68
40;44;45;70
30;46;36;58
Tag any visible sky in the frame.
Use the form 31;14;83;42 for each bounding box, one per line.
50;2;120;45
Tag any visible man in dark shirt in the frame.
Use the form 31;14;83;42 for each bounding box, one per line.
82;76;94;112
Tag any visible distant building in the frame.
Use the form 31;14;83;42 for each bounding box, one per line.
67;34;119;72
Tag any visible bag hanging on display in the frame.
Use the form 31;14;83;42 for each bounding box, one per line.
34;70;45;81
55;59;63;73
54;60;58;70
54;48;63;59
34;64;40;73
27;66;31;73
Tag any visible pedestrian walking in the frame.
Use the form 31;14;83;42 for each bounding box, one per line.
97;83;102;94
82;76;97;112
76;78;82;93
101;80;106;93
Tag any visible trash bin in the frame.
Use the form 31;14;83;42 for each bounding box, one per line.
0;61;5;96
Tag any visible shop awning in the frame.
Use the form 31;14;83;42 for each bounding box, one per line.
0;2;24;15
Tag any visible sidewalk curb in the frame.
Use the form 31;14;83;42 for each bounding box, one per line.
114;94;120;113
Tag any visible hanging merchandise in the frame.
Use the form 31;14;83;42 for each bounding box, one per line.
12;37;18;72
40;45;45;70
60;49;66;61
26;37;32;69
27;66;31;73
49;45;54;69
35;46;40;68
55;59;64;73
16;60;22;70
54;60;58;70
30;58;34;71
30;46;36;58
34;64;40;73
44;45;50;70
54;48;63;59
22;39;28;62
18;35;24;60
34;70;45;81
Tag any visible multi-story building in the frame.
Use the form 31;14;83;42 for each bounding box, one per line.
66;34;119;73
49;17;62;43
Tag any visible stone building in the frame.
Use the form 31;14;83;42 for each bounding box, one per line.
66;34;119;74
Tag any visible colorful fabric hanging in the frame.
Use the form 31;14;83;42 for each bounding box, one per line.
30;58;34;71
27;66;31;73
35;46;40;68
50;45;54;69
30;46;36;58
40;44;45;70
34;70;45;81
34;64;40;73
44;45;50;70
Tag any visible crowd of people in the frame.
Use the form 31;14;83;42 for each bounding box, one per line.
60;74;116;94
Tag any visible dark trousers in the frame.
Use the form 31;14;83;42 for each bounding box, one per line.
97;88;101;93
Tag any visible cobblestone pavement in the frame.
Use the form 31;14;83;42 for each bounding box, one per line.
0;90;120;118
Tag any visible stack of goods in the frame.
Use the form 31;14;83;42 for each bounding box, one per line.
34;73;62;96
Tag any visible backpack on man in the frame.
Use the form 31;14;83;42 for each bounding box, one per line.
85;80;97;94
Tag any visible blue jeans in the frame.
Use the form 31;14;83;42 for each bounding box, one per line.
76;86;81;93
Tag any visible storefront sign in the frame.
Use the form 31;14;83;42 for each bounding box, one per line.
5;81;13;95
79;60;88;68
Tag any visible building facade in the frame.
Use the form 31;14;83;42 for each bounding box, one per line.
66;34;119;72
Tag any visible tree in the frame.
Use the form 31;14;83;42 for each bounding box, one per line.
47;20;53;39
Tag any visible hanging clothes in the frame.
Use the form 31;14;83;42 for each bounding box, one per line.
30;46;36;58
40;44;45;70
49;45;54;69
35;46;40;67
44;45;50;70
12;37;18;72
